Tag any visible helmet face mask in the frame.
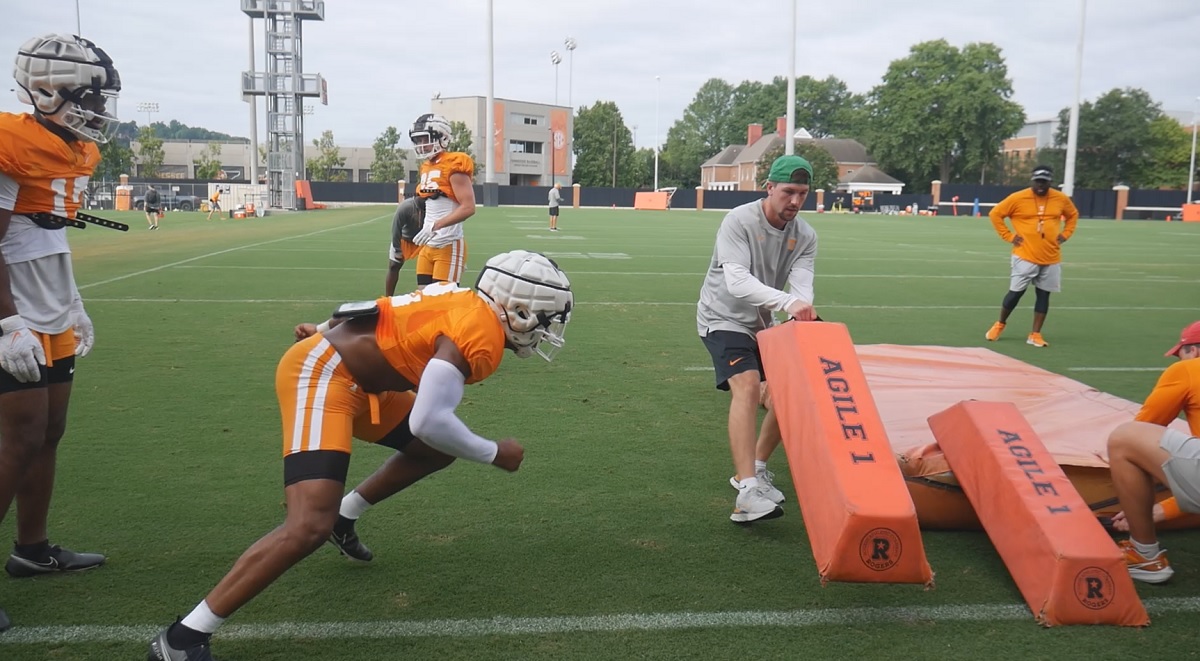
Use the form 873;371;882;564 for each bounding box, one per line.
474;251;573;362
13;34;121;143
410;113;451;159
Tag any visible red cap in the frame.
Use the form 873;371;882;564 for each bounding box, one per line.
1165;320;1200;357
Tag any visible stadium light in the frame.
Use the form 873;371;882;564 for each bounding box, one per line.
564;37;577;109
1188;96;1199;205
136;102;159;129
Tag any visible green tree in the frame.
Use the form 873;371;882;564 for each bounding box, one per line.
1053;88;1172;188
305;129;347;182
864;40;1024;191
193;141;224;179
134;126;164;178
755;141;841;192
95;139;133;182
572;101;637;187
727;75;866;140
370;126;409;183
1141;115;1195;189
659;78;738;188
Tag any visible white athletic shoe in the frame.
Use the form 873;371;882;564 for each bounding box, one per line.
729;471;785;505
730;485;784;523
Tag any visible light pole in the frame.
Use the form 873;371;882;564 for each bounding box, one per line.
137;102;159;129
75;0;81;34
654;75;661;191
550;50;561;106
785;0;796;155
1063;0;1087;197
1188;96;1199;205
564;37;577;109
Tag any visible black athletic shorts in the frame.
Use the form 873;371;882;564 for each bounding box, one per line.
700;330;763;391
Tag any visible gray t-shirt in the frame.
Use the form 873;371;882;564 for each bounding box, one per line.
391;196;424;250
696;199;817;337
548;187;562;207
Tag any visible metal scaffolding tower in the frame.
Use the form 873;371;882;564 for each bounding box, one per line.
241;0;326;209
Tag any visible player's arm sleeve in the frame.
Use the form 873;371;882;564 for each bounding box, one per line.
1134;364;1188;425
408;358;499;464
0;172;18;212
989;197;1014;241
1061;197;1080;239
785;234;817;304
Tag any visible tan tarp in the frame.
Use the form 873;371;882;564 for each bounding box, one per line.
856;344;1197;530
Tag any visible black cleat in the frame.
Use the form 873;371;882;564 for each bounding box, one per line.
328;519;373;562
147;626;215;661
0;607;11;633
6;544;106;578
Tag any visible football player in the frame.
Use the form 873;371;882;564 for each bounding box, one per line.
384;195;425;296
148;251;573;661
0;34;121;632
408;114;476;288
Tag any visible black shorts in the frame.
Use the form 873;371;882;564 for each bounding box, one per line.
210;200;221;210
549;206;560;217
146;206;160;214
282;418;415;486
700;330;763;391
0;355;76;393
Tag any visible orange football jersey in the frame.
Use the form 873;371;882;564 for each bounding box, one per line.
373;283;505;386
0;112;100;218
416;152;475;203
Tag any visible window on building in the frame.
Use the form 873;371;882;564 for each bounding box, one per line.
509;140;543;154
515;115;542;126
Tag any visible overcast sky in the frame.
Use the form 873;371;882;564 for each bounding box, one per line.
3;0;1198;149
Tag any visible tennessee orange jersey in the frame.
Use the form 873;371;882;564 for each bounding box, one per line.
0;113;99;218
374;282;504;386
416;152;474;203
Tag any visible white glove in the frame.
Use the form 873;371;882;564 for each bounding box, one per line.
412;225;436;246
0;315;46;383
71;298;94;357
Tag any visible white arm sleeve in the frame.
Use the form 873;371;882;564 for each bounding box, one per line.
0;172;18;211
409;358;499;464
786;265;814;305
723;262;800;313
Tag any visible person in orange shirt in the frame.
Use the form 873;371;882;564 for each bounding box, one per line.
984;165;1079;348
0;34;121;632
1106;320;1200;584
409;114;475;288
148;250;573;661
205;187;222;221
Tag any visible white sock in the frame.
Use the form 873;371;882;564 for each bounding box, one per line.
339;491;372;520
1131;538;1160;558
738;476;760;490
754;460;768;474
180;600;225;634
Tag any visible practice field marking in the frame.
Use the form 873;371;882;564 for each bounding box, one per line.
3;597;1199;645
79;214;390;290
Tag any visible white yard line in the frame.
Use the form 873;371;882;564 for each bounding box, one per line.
3;597;1198;644
78;215;389;290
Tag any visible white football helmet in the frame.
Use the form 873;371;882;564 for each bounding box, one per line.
410;113;451;159
475;251;574;361
13;34;121;143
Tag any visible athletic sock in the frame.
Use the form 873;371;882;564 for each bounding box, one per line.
13;540;50;561
339;491;371;520
1131;538;1160;558
754;460;768;474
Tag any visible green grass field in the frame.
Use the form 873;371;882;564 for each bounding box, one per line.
1;205;1198;660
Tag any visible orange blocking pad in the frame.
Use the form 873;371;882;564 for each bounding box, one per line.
927;401;1149;626
633;191;669;210
758;321;933;585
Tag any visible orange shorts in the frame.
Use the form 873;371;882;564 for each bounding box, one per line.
0;329;76;392
36;329;76;365
276;334;416;457
390;239;422;264
416;239;467;285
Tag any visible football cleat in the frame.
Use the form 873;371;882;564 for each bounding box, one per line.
6;544;105;578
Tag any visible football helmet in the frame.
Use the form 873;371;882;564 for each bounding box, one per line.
13;34;121;143
475;251;574;361
410;113;451;159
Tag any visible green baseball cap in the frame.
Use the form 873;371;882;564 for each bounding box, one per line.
766;154;813;184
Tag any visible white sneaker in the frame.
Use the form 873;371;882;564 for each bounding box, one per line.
729;470;786;504
730;485;784;523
